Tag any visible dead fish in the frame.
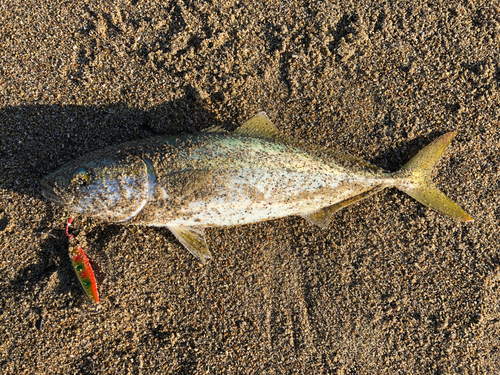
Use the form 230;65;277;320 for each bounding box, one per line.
41;112;473;262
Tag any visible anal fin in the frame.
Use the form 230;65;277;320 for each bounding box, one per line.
302;185;385;229
166;225;212;263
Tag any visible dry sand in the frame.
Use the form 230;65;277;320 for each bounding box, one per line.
1;0;499;373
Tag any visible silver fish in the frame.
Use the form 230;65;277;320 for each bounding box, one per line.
42;112;473;261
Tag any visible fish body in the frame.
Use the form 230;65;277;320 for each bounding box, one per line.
42;112;472;261
123;133;393;227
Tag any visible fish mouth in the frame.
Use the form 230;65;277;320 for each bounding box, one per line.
41;187;69;206
40;176;73;206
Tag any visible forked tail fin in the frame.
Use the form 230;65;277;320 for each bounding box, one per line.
396;132;473;222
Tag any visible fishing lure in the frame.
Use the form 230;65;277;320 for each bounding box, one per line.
66;218;99;303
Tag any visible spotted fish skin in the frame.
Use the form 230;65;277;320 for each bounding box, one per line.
129;133;394;228
42;112;472;262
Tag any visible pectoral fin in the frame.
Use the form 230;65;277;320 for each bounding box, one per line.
166;225;212;263
302;186;385;228
177;170;213;196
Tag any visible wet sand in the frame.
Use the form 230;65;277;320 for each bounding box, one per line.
1;0;499;373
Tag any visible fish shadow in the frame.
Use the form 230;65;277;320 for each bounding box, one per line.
0;87;231;193
367;130;448;171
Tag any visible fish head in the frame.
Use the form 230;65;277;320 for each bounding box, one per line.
41;151;156;222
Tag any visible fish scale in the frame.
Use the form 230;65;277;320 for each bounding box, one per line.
130;135;386;227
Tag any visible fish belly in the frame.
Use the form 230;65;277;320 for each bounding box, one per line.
134;167;382;227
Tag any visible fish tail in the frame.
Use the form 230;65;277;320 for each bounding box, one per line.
395;132;473;222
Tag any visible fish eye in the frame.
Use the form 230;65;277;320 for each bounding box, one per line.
71;168;90;186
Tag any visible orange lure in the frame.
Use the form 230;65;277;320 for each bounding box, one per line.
66;218;99;303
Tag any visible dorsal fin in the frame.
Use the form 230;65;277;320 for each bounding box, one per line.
234;111;282;140
234;112;381;172
326;150;381;171
235;112;381;170
202;125;227;133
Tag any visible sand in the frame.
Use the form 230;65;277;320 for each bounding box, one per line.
1;0;499;373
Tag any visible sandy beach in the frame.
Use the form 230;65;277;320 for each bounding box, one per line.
1;0;499;373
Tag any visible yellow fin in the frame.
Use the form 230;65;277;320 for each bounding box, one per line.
302;186;384;228
202;125;226;133
166;225;212;263
397;132;473;222
327;150;381;171
234;111;282;140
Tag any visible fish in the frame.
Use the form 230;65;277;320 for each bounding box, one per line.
41;112;473;262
